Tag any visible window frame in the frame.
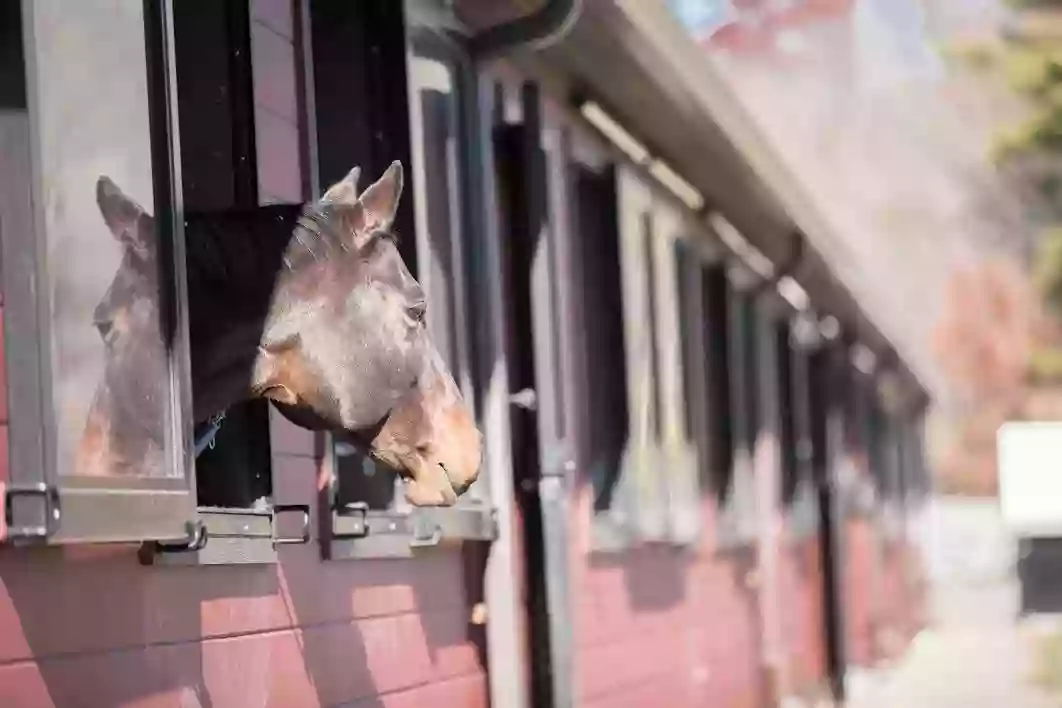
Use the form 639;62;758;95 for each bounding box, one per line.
712;267;764;548
145;0;324;566
565;129;635;552
613;164;671;544
318;0;497;561
781;311;823;539
873;372;908;540
648;201;710;548
1;0;200;546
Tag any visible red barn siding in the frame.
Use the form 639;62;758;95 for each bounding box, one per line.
0;452;487;707
777;530;828;696
571;491;765;708
875;538;927;659
841;518;877;667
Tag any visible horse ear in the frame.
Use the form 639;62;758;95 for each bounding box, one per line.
96;176;152;258
358;160;404;231
320;166;361;205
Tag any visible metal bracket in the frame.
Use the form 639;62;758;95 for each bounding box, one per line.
335;501;369;538
410;514;443;548
272;503;311;546
328;502;499;559
4;482;61;541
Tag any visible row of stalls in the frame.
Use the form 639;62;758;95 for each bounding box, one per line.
0;0;931;706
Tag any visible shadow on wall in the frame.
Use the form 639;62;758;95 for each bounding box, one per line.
0;515;487;707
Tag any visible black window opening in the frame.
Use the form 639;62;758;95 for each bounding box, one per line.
776;320;800;506
0;0;25;110
840;359;865;464
866;392;889;497
701;264;734;500
172;0;277;511
807;348;830;488
573;165;631;514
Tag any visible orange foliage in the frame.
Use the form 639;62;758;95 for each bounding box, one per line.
931;259;1041;495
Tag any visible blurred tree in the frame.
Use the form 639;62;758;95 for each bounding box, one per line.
934;1;1062;494
946;0;1062;380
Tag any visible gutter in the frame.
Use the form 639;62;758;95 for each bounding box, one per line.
469;0;582;59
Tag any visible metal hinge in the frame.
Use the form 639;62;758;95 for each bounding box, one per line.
4;482;61;541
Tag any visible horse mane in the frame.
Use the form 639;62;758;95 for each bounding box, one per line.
185;202;356;306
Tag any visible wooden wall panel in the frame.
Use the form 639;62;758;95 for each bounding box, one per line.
0;617;485;708
570;484;765;708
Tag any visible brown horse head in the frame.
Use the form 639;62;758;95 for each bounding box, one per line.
83;162;481;506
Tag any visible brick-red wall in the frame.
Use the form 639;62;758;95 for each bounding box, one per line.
777;529;828;696
841;518;878;667
0;430;487;708
571;490;766;708
841;517;926;669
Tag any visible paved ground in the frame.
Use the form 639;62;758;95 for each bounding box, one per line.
846;499;1062;708
848;581;1059;708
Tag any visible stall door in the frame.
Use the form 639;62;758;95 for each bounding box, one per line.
492;81;575;708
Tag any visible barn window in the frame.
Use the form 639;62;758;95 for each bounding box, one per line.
565;156;634;550
777;320;799;505
711;280;761;546
781;314;820;535
1;0;201;544
672;238;705;544
318;0;496;560
670;245;741;543
1;0;494;555
808;345;832;496
701;266;734;500
139;0;286;564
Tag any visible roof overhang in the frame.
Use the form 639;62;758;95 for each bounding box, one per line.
497;0;929;402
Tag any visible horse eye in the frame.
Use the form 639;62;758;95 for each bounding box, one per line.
408;301;427;323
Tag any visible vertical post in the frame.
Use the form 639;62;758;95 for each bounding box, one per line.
752;296;786;705
815;337;849;702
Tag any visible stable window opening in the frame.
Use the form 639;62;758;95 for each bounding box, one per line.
701;264;734;501
571;162;632;546
776;320;800;505
140;0;316;564
320;2;495;559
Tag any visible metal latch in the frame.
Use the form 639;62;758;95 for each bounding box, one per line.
410;515;442;548
4;482;61;541
335;501;370;538
272;504;311;546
